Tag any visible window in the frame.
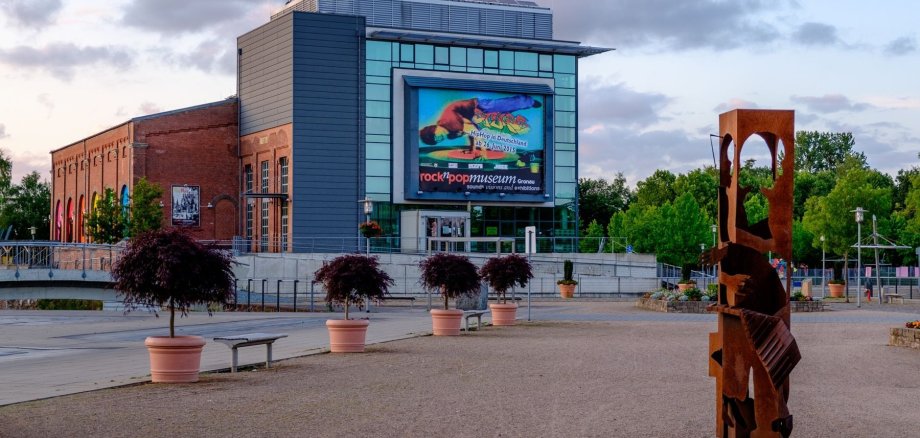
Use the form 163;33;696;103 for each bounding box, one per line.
415;44;433;64
449;47;466;67
260;160;269;252
279;157;289;251
244;165;253;240
435;46;449;64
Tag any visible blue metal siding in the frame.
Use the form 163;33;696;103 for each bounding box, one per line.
291;13;366;245
238;13;294;135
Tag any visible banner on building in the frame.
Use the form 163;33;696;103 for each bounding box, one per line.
171;185;200;227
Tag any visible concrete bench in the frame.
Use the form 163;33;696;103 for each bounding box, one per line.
886;294;904;304
213;333;288;372
463;309;490;332
374;296;416;307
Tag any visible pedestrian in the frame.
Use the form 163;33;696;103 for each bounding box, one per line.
865;278;873;302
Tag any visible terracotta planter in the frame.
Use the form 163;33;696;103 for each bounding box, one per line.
828;283;845;298
326;319;370;353
489;303;518;326
558;284;576;299
430;309;463;336
677;283;696;292
144;335;206;383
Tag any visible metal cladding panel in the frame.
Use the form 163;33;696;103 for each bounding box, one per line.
290;13;366;246
239;13;294;135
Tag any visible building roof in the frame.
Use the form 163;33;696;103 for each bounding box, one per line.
369;28;613;58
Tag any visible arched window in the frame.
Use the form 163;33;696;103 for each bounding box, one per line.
54;200;62;241
66;198;74;242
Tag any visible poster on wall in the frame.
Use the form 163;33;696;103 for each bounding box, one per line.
171;185;200;227
416;88;546;196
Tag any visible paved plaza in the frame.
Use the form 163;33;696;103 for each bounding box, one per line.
1;301;919;437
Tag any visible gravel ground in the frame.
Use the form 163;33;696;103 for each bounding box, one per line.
1;303;918;437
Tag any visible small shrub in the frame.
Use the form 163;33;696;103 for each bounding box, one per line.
479;254;533;304
683;288;702;301
314;254;393;319
557;259;578;285
790;291;806;302
701;295;711;302
641;291;653;299
906;320;920;329
650;291;663;300
678;295;689;302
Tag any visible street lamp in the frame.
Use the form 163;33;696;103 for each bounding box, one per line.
820;234;825;298
29;226;36;241
359;196;373;255
711;224;717;247
854;207;865;307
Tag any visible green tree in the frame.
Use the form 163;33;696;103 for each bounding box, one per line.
0;171;50;240
893;172;920;265
793;170;836;220
651;193;711;279
893;166;919;210
85;188;127;244
577;174;631;232
579;219;606;253
635;169;676;208
128;177;164;237
802;165;893;282
794;131;866;173
674;167;718;220
0;148;11;197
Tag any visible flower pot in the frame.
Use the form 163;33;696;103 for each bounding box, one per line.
144;335;207;383
489;303;518;326
677;283;695;292
326;319;370;353
828;283;845;298
430;309;464;336
558;284;576;299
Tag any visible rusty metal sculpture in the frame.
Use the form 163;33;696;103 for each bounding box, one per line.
704;110;800;437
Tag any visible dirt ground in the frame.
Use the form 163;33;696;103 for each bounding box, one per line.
1;309;918;437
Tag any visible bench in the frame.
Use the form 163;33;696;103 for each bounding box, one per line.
885;294;904;304
213;333;288;372
463;309;490;332
373;296;416;307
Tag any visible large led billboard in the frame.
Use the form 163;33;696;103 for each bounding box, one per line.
402;76;554;204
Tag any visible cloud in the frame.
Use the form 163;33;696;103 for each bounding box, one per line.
884;36;916;56
37;93;54;117
137;102;162;115
713;98;760;113
790;94;870;113
0;0;63;28
791;22;839;46
0;123;8;139
552;0;781;51
0;43;133;81
165;38;238;75
120;0;267;34
578;81;671;129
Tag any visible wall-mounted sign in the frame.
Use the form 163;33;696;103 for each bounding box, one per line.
171;185;200;227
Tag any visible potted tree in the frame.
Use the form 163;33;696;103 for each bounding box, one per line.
479;254;533;326
677;264;696;291
556;259;578;299
111;228;235;383
313;254;393;352
827;263;845;298
419;253;481;336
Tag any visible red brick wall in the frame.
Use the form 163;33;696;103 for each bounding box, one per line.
49;99;239;242
239;124;292;252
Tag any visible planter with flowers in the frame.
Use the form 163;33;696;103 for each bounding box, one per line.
111;228;236;383
359;220;382;238
890;320;920;350
479;254;533;326
419;253;481;336
313;254;393;352
827;279;845;298
556;259;578;299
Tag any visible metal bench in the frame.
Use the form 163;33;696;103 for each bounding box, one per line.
374;296;417;307
213;333;288;372
463;309;490;332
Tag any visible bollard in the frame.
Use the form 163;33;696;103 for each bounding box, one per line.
293;280;299;312
261;279;267;311
276;279;282;312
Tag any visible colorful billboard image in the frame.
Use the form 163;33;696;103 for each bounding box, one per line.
416;88;545;196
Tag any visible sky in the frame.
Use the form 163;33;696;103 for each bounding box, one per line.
0;0;917;187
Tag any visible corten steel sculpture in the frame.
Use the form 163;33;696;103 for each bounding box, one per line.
704;110;801;437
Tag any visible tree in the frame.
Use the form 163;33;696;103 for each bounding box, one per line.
85;188;127;244
577;175;632;232
634;169;676;208
128;177;164;237
793;170;836;220
674;167;718;220
893;166;919;210
579;219;606;253
802;165;892;283
0;171;50;240
794;131;866;173
0;148;11;198
653;193;711;279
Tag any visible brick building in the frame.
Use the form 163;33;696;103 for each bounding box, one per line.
50;99;239;242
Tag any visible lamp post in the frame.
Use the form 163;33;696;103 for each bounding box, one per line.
359;196;373;255
854;207;865;308
820;234;825;298
29;226;36;241
711;224;718;278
